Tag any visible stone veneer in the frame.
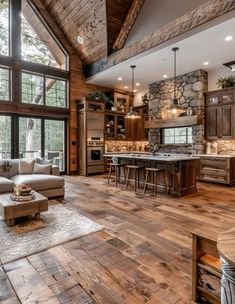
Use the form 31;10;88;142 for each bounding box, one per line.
148;69;208;154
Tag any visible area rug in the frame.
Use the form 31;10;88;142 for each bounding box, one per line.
0;205;103;264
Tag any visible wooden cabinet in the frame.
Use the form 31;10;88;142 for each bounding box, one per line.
192;231;221;304
105;89;131;112
205;88;235;140
105;111;127;140
105;105;148;141
198;156;235;185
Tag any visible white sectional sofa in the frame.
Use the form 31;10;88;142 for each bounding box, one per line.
0;159;65;198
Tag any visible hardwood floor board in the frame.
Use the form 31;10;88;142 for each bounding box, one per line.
3;176;235;303
0;267;20;304
6;263;60;304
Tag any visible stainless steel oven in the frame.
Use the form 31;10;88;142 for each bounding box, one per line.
87;147;104;165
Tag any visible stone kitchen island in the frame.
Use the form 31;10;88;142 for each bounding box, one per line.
105;153;199;197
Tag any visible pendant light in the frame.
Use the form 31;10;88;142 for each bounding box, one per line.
125;65;140;119
169;47;184;115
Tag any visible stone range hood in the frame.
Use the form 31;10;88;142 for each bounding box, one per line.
147;69;208;154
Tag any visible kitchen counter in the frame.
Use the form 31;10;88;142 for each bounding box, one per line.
106;153;200;162
195;154;235;158
104;153;198;196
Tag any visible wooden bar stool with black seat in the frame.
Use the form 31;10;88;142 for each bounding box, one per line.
143;167;167;197
125;165;144;192
107;163;126;186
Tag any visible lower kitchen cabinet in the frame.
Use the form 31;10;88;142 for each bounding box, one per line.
198;156;235;185
192;231;221;304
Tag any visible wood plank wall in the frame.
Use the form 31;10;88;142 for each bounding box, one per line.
69;55;108;173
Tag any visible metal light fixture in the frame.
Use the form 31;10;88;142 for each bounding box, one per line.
125;65;140;119
169;47;184;115
223;60;235;72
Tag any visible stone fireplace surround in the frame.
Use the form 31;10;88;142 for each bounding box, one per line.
148;69;208;154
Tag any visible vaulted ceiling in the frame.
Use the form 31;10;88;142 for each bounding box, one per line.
41;0;142;65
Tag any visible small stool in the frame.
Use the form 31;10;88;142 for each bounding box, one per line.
108;163;126;186
143;168;167;197
126;165;144;192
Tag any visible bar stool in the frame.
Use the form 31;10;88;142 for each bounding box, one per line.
143;167;167;197
125;165;144;192
107;163;126;186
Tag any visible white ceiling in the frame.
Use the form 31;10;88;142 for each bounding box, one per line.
87;15;235;93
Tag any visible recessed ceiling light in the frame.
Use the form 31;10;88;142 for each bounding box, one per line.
225;36;233;41
77;35;83;44
163;74;168;78
117;77;122;81
136;83;140;86
133;89;138;93
203;61;209;66
124;86;128;89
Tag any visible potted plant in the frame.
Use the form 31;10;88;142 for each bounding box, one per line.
86;91;113;109
216;75;235;88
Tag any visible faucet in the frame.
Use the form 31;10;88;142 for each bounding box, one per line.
152;144;159;156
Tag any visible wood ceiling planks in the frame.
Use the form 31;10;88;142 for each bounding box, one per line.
42;0;107;64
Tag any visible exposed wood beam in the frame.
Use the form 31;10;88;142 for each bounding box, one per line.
84;0;235;78
112;0;145;51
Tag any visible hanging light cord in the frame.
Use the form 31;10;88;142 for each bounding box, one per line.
174;48;176;100
131;65;136;98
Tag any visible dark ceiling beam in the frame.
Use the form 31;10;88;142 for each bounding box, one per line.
84;0;235;78
112;0;145;51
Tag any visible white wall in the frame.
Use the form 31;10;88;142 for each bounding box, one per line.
208;67;235;91
126;0;209;45
133;89;148;106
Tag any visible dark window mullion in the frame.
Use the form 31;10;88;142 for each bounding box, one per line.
41;118;45;158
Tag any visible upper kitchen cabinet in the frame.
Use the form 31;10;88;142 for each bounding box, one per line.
205;88;235;140
106;89;132;112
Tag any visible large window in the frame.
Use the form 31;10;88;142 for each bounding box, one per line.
0;67;9;100
45;120;65;171
162;127;193;144
19;117;41;159
0;1;69;172
21;0;67;70
0;115;11;159
46;78;66;108
22;72;44;105
0;0;9;56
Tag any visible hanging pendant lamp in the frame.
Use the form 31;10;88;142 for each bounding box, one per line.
125;65;140;119
169;47;184;115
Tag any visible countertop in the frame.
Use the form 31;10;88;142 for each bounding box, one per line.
195;154;235;158
217;227;235;267
104;153;200;162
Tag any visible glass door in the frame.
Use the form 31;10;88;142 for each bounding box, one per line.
19;117;41;159
0;115;11;159
105;114;115;139
44;119;65;172
117;115;126;139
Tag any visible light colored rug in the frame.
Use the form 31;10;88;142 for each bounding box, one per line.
0;205;103;264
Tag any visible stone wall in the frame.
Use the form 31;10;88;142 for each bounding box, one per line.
148;69;208;154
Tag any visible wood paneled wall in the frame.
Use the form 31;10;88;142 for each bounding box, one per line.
69;55;108;173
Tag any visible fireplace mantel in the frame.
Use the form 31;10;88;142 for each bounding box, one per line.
144;115;200;129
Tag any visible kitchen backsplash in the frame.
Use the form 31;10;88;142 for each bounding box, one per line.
105;140;149;152
148;69;208;154
207;140;235;154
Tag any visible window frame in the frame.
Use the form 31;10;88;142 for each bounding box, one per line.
161;127;193;145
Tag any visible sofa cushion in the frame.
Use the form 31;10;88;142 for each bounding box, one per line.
11;174;64;191
36;158;53;165
33;163;52;175
18;159;35;175
0;176;14;193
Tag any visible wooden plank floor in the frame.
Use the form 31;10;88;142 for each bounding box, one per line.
1;176;235;304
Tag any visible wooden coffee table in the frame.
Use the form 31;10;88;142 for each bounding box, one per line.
0;192;48;226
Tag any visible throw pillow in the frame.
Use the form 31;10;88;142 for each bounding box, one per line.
36;157;53;165
33;163;52;175
18;159;35;174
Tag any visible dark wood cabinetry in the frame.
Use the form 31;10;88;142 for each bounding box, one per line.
192;231;221;304
105;105;148;141
198;156;235;185
205;88;235;140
